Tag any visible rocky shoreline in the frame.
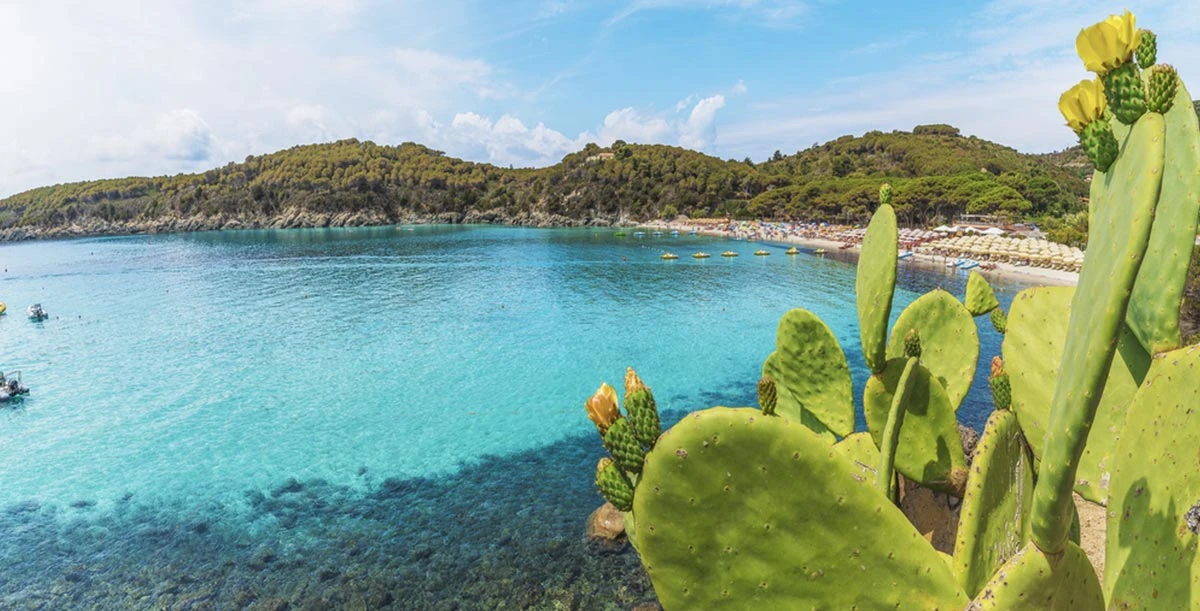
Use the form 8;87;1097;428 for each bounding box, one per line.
0;209;629;242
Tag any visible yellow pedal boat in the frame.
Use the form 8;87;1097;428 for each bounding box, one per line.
754;249;770;256
720;251;738;257
660;253;679;260
692;252;711;259
785;247;800;255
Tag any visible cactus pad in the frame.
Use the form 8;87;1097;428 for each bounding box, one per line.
1104;345;1200;607
864;357;966;495
967;541;1104;610
633;407;968;610
763;309;854;436
1126;79;1200;356
1003;286;1151;504
834;432;881;485
886;289;979;409
855;203;898;374
1031;112;1165;553
963;270;999;316
952;409;1034;598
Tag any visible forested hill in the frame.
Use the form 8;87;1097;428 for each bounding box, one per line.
0;123;1105;240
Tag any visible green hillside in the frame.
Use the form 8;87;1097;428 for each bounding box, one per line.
0;124;1102;238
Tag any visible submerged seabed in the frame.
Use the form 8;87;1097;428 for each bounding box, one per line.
0;420;685;610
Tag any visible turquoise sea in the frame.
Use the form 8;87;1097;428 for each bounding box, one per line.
0;225;1027;609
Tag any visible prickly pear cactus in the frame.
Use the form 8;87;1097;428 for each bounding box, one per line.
834;431;881;484
1030;110;1165;553
863;357;966;495
964;270;999;316
1125;75;1200;356
632;407;968;610
1104;345;1200;607
990;307;1007;334
855;203;898;374
1002;286;1151;504
952;409;1033;598
967;541;1104;610
762;308;854;436
885;289;979;409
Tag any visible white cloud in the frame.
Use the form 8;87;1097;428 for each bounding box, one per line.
731;80;748;95
598;108;674;143
680;95;726;149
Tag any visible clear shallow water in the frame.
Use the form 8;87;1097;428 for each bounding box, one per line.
0;226;1029;609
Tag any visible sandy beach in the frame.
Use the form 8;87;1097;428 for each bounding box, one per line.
644;220;1078;287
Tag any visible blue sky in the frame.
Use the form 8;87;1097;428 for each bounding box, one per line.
1;0;1197;197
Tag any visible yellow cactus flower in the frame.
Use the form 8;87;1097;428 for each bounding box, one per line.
624;367;647;396
1075;10;1141;75
586;382;620;434
1058;79;1107;134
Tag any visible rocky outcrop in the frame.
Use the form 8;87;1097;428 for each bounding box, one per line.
0;208;631;242
585;502;627;553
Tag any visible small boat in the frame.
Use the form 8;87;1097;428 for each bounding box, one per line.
670;230;680;236
614;231;627;237
26;304;47;321
692;252;711;259
786;247;800;255
652;231;663;237
688;230;697;235
0;371;29;403
0;302;6;315
754;249;771;256
721;251;739;257
660;253;679;260
634;231;646;238
898;251;914;260
812;248;826;255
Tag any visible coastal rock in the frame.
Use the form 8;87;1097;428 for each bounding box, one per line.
586;502;626;552
897;476;959;554
958;424;980;465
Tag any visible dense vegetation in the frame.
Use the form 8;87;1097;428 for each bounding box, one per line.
0;124;1099;233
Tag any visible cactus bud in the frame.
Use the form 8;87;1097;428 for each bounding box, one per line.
903;329;921;360
624;367;647;396
586;383;620;435
1136;29;1156;68
879;183;893;206
1146;64;1178;114
990;356;1011;411
595;457;634;511
990;307;1008;334
757;376;777;415
625;387;662;449
1079;120;1120;172
603;418;646;474
1102;61;1147;124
